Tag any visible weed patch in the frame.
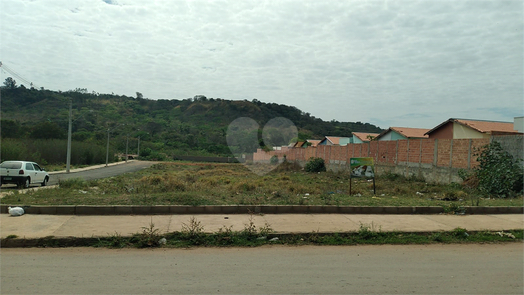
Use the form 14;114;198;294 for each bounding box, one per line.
2;162;521;207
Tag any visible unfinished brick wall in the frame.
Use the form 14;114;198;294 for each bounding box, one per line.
251;135;520;181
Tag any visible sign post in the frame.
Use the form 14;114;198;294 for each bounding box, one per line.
349;157;375;195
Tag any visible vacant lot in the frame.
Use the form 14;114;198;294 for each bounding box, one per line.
3;162;522;207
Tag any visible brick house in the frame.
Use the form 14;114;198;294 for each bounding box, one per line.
351;132;380;143
425;118;521;139
318;136;351;146
375;127;430;141
306;139;321;147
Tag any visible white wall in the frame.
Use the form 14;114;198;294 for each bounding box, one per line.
514;117;524;133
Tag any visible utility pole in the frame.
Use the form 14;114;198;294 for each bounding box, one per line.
137;135;141;158
125;134;129;163
66;98;72;173
105;128;110;167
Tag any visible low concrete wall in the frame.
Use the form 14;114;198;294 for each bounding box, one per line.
298;159;465;184
1;205;522;215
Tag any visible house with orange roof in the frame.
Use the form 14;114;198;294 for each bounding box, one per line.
351;132;380;143
318;136;351;146
375;127;430;141
306;139;321;147
425;118;522;139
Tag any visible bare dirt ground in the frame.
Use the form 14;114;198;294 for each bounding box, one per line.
1;243;522;294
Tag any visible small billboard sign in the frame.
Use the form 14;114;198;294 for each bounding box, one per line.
350;157;374;178
349;157;375;195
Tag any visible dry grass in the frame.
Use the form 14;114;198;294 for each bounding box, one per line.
3;162;523;207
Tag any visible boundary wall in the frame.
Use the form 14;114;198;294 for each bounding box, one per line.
253;135;523;184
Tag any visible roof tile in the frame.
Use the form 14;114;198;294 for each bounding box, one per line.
352;132;380;142
390;127;430;138
454;119;518;133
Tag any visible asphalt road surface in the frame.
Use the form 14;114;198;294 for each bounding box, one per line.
48;161;157;185
1;244;522;294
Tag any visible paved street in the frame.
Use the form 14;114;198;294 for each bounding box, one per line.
1;244;522;294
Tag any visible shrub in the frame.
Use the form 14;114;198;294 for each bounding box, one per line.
270;155;279;164
305;157;326;173
474;141;523;197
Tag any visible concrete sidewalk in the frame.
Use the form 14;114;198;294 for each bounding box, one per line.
1;213;523;239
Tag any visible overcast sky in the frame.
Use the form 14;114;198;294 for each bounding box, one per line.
1;0;522;129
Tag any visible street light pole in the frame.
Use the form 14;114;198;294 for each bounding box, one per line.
66;98;72;173
125;134;129;163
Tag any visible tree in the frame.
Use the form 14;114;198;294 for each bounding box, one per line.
29;122;66;139
0;120;21;138
474;141;523;197
136;92;143;100
3;77;17;89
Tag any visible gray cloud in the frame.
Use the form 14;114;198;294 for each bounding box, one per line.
1;0;522;129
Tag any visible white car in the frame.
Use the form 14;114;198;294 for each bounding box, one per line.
0;161;50;188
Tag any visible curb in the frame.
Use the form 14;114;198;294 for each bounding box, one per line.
48;160;136;175
1;205;523;215
2;229;523;248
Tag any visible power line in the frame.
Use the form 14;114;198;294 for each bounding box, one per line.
0;61;40;89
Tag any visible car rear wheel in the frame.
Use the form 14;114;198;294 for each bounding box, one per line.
41;176;48;187
20;177;30;189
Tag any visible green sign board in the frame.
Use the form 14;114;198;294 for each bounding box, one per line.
350;157;374;178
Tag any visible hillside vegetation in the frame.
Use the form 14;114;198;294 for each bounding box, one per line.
1;80;382;164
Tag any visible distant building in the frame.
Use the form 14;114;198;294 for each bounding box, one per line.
514;117;524;133
425;118;521;139
306;139;321;147
318;136;351;146
375;127;430;141
293;141;308;148
351;132;380;143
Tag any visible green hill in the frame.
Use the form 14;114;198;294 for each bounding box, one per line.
1;82;382;163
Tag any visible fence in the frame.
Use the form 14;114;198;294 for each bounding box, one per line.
252;135;523;184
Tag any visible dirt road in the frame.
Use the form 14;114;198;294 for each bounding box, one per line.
1;243;522;294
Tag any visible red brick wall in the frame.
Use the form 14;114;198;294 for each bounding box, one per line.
397;140;408;163
451;139;470;169
436;139;451;167
252;138;495;169
421;139;435;164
